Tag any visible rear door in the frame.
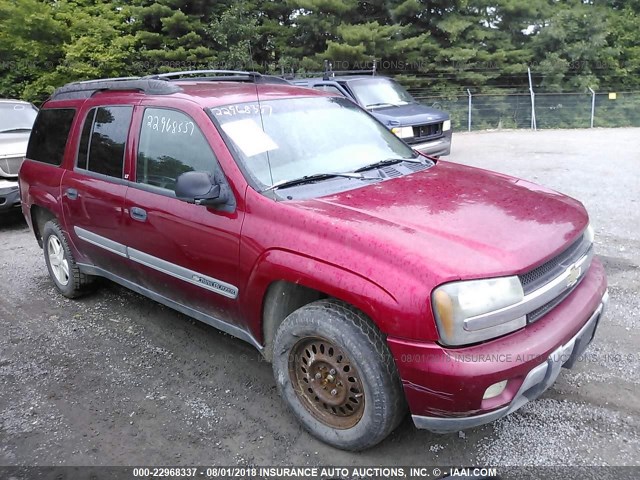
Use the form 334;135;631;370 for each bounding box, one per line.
61;102;136;279
122;103;245;327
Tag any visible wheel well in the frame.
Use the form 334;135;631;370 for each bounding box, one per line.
30;205;56;248
262;280;326;362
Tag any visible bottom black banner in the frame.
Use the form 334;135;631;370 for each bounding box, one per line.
0;466;637;480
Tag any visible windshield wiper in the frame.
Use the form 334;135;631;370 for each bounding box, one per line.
0;128;32;134
353;157;423;173
262;172;378;192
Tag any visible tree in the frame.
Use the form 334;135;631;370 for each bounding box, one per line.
1;0;639;103
28;0;133;99
0;0;67;101
602;0;640;90
530;1;614;92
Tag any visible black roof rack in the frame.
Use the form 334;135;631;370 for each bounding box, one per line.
146;69;258;79
51;77;182;101
50;70;291;101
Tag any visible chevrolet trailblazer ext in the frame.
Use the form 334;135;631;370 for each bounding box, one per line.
19;71;608;451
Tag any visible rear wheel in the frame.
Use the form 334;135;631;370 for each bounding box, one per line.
272;299;406;450
42;220;95;298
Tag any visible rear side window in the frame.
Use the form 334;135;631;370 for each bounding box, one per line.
26;109;76;166
77;106;133;178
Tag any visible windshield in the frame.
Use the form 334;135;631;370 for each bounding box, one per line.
349;78;415;109
210;96;417;189
0;102;38;133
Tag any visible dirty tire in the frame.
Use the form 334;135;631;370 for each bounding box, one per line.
42;219;95;298
272;299;406;451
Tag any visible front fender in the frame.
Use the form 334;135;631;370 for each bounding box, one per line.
242;248;405;344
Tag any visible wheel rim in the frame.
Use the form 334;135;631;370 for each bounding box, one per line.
47;235;69;286
289;337;365;429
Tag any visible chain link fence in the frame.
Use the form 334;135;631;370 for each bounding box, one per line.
408;90;640;131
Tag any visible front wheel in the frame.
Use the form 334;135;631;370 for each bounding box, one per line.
272;299;406;450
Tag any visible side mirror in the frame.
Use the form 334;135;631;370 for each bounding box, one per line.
175;171;226;206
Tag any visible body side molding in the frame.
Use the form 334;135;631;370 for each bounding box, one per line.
74;226;128;257
127;247;238;299
73;226;239;299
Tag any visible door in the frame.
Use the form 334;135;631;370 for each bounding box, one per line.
62;104;135;280
122;105;245;327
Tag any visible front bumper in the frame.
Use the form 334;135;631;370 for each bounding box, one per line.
413;289;607;432
0;181;20;213
409;131;452;156
387;258;608;432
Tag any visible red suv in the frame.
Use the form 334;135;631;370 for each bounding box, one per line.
19;71;608;451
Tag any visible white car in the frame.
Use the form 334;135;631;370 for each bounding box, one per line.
0;99;38;214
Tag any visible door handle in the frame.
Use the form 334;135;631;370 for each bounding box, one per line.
65;188;78;200
130;206;147;222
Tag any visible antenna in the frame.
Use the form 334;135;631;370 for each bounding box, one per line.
253;77;275;192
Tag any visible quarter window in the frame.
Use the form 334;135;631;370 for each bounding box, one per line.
77;106;132;178
26;108;76;166
136;108;218;191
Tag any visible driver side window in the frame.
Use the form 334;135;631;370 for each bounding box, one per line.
136;108;218;191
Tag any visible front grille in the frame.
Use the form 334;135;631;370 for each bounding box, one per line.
520;232;594;324
411;122;442;141
0;156;23;177
519;233;589;295
527;283;577;323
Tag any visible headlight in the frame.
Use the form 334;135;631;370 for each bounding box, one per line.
442;120;451;131
585;223;594;244
391;126;414;139
432;276;525;346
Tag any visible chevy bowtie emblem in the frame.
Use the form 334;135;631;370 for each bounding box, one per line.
567;264;582;288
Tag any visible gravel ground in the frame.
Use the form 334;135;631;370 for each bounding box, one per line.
0;128;638;474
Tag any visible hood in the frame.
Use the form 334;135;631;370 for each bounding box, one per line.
371;102;449;127
0;132;30;158
295;161;588;281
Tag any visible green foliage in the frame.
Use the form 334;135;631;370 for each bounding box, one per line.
0;0;68;100
530;1;613;92
31;1;134;98
0;0;638;112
